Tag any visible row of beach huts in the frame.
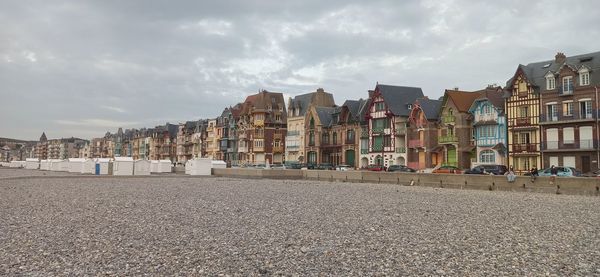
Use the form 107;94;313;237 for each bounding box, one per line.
1;158;225;176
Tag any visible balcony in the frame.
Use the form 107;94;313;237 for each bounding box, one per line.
254;119;264;126
286;130;300;136
394;127;406;136
541;140;597;151
254;146;264;152
518;91;528;98
238;133;247;139
558;86;574;96
345;137;355;145
238;146;248;153
372;145;383;152
371;127;385;134
286;145;300;150
361;149;368;154
274;133;283;140
395;147;406;153
539;111;597;124
515;117;531;126
439;135;458;144
253;133;264;139
273;146;284;153
442;115;456;124
513;144;537;152
408;139;424;148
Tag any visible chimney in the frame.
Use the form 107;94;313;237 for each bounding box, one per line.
368;90;375;98
453;87;459;91
316;88;324;93
423;96;429;99
555;52;566;64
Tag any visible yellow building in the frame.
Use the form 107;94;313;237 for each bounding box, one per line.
505;65;541;174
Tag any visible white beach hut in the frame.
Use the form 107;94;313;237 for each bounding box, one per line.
49;159;63;171
150;160;159;173
25;158;40;170
59;160;69;172
95;158;112;175
40;160;50;170
186;158;212;176
134;160;151;175
211;160;227;169
113;157;134;176
68;158;85;173
158;160;172;173
10;161;25;168
81;159;95;174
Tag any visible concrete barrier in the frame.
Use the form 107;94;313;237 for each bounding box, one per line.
214;168;600;196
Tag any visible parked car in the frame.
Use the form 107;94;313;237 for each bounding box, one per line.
537;166;582;177
271;164;286;170
432;165;462;174
464;165;507;175
286;163;303;169
317;163;334;170
336;165;354;171
386;165;416;172
367;164;385;171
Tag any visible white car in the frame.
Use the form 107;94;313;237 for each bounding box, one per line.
336;165;354;171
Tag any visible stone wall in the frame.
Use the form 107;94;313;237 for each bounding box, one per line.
212;168;600;196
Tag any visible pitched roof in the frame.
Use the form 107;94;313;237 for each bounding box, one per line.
505;51;600;90
314;106;337;127
288;89;336;117
376;84;424;116
417;98;443;120
469;87;505;114
444;90;483;112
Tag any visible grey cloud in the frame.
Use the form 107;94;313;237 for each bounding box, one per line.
1;0;600;140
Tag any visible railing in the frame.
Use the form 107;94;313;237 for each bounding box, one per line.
254;119;264;126
442;115;456;124
518;91;528;98
286;130;300;136
361;149;368;154
253;133;264;139
345;138;355;144
238;146;248;153
439;135;458;144
475;114;497;122
372;145;383;152
558;86;574;96
539;111;597;123
515;117;531;126
513;144;537;152
286;145;300;150
273;146;284;153
372;127;385;134
227;148;235;153
274;133;283;140
408;139;424;148
394;127;406;136
395;147;406;153
254;146;264;152
541;140;597;150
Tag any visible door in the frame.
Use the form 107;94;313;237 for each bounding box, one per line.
419;151;425;169
447;146;457;167
345;150;355;167
582;156;591;173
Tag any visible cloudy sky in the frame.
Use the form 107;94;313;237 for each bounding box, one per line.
1;0;599;140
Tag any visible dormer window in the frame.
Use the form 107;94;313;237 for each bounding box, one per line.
579;67;590;86
407;104;412;110
545;73;556;90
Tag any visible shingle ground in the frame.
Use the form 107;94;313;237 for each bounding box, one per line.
1;168;599;275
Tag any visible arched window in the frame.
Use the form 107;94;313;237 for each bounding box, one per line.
333;132;337;144
309;131;315;146
309;117;315;129
346;130;354;142
448;108;453;116
480;150;495;164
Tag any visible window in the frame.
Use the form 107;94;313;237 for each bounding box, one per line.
519;132;530;144
332;132;337;145
383;136;391;147
546;76;556;90
580;68;590;86
563;127;574;144
375;102;385;111
309;117;315;129
254;140;264;148
480;150;495;164
519;106;529;117
518;80;527;93
563;102;573;116
546;104;558;121
562;76;573;94
346;130;355;142
322;133;330;145
309;131;315;146
275;114;281;121
482;104;492;115
580;100;593;119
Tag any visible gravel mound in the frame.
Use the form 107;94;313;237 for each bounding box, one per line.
1;176;599;275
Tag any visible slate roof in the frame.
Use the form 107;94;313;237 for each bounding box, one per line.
469;87;505;115
505;51;600;93
288;90;335;117
315;106;337;127
341;98;369;123
377;84;425;116
417;98;443;120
